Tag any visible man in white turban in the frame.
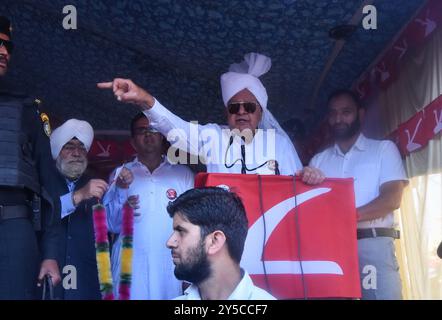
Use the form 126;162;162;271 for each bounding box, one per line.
98;53;323;182
48;119;108;299
50;119;94;179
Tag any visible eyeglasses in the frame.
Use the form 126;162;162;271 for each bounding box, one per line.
134;126;160;135
0;39;13;54
227;102;258;115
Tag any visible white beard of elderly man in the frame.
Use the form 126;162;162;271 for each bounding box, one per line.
55;138;108;204
97;53;324;184
56;139;88;180
48;119;109;300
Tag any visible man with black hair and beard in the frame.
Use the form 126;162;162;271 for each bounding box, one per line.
310;89;408;300
166;187;275;300
48;119;106;299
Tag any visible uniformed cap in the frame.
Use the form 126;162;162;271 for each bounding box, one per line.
0;16;12;39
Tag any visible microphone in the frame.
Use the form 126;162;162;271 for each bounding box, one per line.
228;135;234;146
274;160;280;175
240;136;246;174
437;241;442;259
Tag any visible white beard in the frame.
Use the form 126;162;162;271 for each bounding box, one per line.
56;156;87;180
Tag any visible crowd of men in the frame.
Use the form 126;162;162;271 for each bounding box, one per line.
0;15;407;300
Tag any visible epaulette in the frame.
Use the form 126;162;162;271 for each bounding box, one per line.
34;98;52;137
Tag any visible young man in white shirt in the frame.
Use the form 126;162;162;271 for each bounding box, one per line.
310;89;408;300
166;187;275;300
105;113;194;299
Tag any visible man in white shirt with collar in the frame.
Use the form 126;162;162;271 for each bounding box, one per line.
97;53;323;184
310;89;408;300
166;187;275;300
105;113;194;299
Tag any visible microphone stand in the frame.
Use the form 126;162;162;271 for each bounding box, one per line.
274;160;280;175
240;136;247;174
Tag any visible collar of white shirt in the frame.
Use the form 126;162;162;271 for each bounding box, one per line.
131;155;169;172
182;269;258;300
333;133;367;156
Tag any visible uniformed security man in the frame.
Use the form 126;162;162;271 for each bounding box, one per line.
0;16;61;299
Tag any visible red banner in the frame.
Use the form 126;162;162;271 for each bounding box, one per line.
89;139;119;162
393;95;442;156
195;173;361;299
353;0;442;100
88;139;136;180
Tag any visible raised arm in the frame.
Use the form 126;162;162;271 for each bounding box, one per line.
98;78;211;157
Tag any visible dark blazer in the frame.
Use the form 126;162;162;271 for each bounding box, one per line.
49;171;101;300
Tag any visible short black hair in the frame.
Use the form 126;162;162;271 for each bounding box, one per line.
327;89;364;109
130;112;148;137
130;112;171;155
167;187;249;263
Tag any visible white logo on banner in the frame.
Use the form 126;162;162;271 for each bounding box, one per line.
394;39;408;60
376;62;390;83
405;117;423;152
415;10;437;37
241;188;344;276
434;109;442;134
97;141;111;157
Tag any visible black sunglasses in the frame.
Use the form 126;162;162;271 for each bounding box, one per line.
0;39;13;54
227;102;258;115
134;126;160;135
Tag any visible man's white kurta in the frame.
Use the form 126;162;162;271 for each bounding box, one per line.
143;100;302;175
105;158;194;299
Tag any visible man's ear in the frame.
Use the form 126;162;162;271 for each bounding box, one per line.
206;230;226;256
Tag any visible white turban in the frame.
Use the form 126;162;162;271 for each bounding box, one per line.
220;52;271;109
50;119;94;159
220;52;291;141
